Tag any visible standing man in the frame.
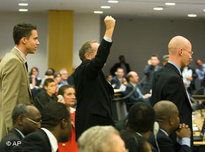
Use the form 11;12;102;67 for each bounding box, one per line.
74;16;116;139
151;36;193;144
0;23;40;140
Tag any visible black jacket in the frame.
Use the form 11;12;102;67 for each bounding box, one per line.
74;39;114;140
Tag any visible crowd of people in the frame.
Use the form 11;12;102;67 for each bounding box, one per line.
0;15;204;152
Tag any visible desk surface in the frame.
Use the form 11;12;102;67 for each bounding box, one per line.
193;110;205;145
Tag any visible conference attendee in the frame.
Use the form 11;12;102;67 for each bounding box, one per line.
0;23;40;140
54;72;62;88
29;67;41;89
151;36;193;145
195;59;205;87
34;78;58;112
40;69;54;88
12;102;72;152
78;126;127;152
162;54;169;66
149;100;191;152
0;104;41;152
124;71;151;110
142;55;162;93
111;67;127;91
58;85;78;152
58;68;69;88
74;16;116;139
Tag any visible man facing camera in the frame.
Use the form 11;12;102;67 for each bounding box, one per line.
149;100;191;152
0;104;41;152
74;16;116;140
0;23;40;140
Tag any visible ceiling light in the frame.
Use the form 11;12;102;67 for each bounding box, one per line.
187;14;197;17
203;9;205;12
94;11;103;14
18;3;28;6
101;6;111;9
19;8;28;12
165;3;176;6
153;7;164;11
108;0;119;4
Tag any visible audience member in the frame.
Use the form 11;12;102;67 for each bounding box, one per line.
58;85;78;152
0;104;41;152
58;68;69;88
74;16;116;140
40;69;54;87
29;67;41;89
149;100;191;152
12;102;72;152
78;126;127;152
151;36;193;145
110;55;131;76
34;78;58;112
120;130;152;152
124;71;151;110
105;75;113;84
142;55;162;93
111;67;127;91
0;23;40;140
162;54;169;66
54;72;62;88
195;59;205;87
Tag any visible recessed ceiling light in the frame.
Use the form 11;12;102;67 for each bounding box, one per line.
18;3;28;6
203;9;205;12
108;0;119;4
94;11;103;14
165;3;176;6
101;6;111;9
153;7;164;11
187;14;197;17
19;8;28;12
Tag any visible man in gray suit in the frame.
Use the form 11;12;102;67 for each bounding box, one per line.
0;23;40;140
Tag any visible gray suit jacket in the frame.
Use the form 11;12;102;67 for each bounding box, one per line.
0;48;32;140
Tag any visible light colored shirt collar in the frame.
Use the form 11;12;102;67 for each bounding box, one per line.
14;46;27;63
159;128;169;137
168;61;182;75
41;128;58;152
130;82;136;87
14;128;25;138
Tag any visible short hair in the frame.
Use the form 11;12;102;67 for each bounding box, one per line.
120;130;149;152
41;101;70;129
128;103;155;133
78;126;120;152
79;40;97;61
54;72;61;78
13;23;37;45
12;104;32;125
43;78;55;88
59;68;68;74
58;85;75;96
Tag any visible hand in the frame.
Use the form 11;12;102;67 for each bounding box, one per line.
187;76;192;81
104;16;116;39
175;123;191;138
143;93;151;99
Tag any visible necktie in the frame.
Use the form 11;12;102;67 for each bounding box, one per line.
25;62;28;71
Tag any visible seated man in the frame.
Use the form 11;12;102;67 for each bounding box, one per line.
124;71;151;110
111;67;127;91
149;100;191;152
0;104;41;152
78;126;126;152
12;102;72;152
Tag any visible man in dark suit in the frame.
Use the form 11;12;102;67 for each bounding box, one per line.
149;100;191;152
151;36;193;145
12;102;71;152
124;71;151;110
0;104;41;152
74;16;116;140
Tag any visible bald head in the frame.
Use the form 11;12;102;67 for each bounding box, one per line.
154;100;178;123
168;36;191;55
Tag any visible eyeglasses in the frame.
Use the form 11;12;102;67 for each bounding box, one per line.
26;117;42;126
182;49;193;55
